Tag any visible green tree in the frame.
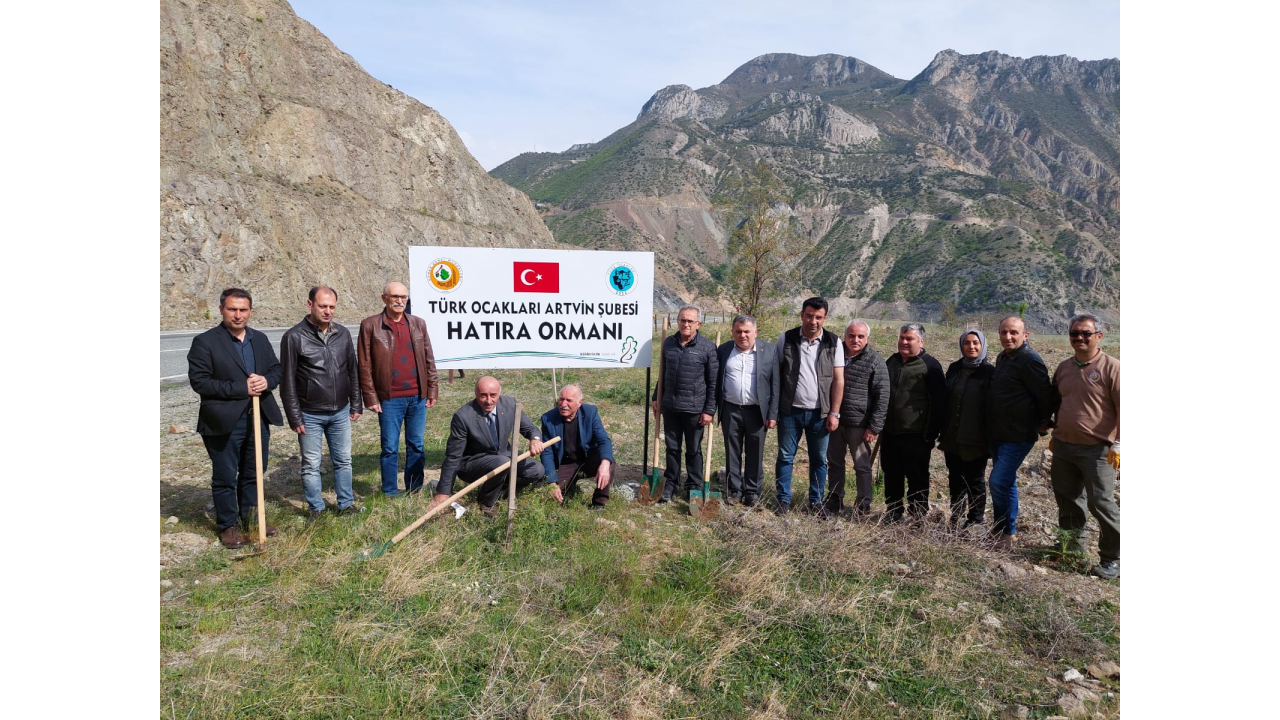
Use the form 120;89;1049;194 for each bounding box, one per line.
713;162;813;319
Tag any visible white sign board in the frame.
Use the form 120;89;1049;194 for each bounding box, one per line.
408;247;654;369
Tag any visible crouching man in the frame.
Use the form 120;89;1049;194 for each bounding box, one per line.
434;376;546;517
540;384;614;511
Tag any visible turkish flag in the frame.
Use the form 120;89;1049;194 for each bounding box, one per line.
513;262;559;293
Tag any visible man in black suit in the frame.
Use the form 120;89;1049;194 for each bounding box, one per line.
434;376;546;517
187;288;284;548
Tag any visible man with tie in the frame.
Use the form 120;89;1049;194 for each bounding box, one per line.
187;288;284;548
715;314;780;508
434;376;546;517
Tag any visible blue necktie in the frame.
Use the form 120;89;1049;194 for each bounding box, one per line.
488;413;498;448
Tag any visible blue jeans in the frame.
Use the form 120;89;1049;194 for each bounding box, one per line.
989;440;1035;535
775;408;830;506
299;406;353;512
378;395;427;495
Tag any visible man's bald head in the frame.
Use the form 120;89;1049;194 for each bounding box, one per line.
475;376;501;413
381;281;409;316
998;316;1028;353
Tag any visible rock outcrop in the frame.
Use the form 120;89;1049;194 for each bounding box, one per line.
160;0;553;328
494;50;1120;329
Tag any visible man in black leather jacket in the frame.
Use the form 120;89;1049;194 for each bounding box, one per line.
280;286;363;520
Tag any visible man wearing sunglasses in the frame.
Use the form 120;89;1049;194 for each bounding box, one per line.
1049;313;1121;580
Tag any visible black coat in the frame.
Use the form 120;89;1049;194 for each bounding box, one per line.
939;359;995;455
987;342;1054;444
656;331;718;416
279;318;362;428
839;347;890;432
187;325;284;436
884;351;948;442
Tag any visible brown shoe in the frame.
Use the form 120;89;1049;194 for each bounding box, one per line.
480;504;498;519
220;526;247;549
265;524;277;537
994;534;1014;552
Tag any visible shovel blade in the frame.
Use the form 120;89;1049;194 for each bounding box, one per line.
638;469;663;505
698;497;722;521
688;489;704;516
355;541;392;561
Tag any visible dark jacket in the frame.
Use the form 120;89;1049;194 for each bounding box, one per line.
778;328;841;415
839;347;889;432
280;318;362;428
988;342;1054;444
884;351;948;442
187;324;284;436
357;311;439;407
715;339;780;423
939;359;995;457
438;395;541;496
539;403;614;478
656;331;718;416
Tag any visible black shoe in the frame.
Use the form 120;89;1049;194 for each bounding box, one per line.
338;505;362;517
884;512;905;524
742;495;757;508
306;509;324;524
589;504;606;512
807;502;823;516
774;502;790;517
1091;559;1120;580
815;505;835;521
657;495;671;505
725;493;741;507
480;504;498;519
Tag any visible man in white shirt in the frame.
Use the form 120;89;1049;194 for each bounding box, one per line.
715;315;780;507
773;297;846;515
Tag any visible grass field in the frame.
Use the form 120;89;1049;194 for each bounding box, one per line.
159;321;1120;719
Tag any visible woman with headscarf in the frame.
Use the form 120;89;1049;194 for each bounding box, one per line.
937;329;995;529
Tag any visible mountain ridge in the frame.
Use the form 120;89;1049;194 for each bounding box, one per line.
493;49;1119;331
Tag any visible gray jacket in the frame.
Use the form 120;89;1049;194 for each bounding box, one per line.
839;346;889;432
715;339;781;423
437;394;541;496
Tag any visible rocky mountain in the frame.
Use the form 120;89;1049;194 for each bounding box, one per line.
492;51;1120;330
160;0;554;329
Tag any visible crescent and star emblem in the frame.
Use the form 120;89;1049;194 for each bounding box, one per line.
520;269;542;285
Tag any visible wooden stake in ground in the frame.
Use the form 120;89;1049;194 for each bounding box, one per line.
505;401;522;544
252;394;267;545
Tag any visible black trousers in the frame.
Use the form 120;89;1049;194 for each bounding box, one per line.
458;453;546;507
720;401;766;499
944;451;988;525
202;409;271;532
556;451;609;506
662;411;705;498
881;433;932;519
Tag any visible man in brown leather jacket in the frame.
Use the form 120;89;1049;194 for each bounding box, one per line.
358;281;439;496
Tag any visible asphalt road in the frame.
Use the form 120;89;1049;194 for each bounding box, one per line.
160;325;359;383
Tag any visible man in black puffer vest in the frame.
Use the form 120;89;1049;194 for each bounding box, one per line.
774;297;845;516
651;305;719;503
882;323;948;522
824;320;889;518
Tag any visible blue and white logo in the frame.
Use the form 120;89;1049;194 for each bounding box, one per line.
607;263;636;295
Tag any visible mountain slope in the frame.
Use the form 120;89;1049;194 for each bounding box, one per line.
160;0;554;328
493;51;1120;329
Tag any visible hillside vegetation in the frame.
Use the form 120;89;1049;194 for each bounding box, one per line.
492;52;1120;332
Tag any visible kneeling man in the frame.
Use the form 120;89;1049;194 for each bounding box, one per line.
540;384;614;510
434;376;546;517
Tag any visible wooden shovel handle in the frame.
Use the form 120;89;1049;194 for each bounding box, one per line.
702;330;721;487
252;395;266;544
389;437;561;545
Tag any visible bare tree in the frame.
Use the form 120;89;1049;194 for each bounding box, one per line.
713;162;813;319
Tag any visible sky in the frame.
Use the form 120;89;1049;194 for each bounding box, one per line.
289;0;1119;170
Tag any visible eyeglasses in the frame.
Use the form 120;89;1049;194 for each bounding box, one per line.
385;294;408;300
1069;331;1097;339
677;319;699;325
